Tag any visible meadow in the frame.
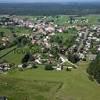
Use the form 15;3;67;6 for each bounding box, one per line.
0;61;100;100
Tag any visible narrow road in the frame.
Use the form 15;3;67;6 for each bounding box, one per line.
78;29;89;52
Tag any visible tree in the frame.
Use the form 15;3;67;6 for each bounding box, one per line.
0;32;4;37
67;52;80;63
45;64;54;70
32;63;38;68
87;53;100;83
22;63;28;68
50;46;59;59
21;53;31;64
16;36;29;47
50;35;63;45
0;44;5;50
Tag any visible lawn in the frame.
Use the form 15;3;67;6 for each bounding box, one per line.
0;61;100;100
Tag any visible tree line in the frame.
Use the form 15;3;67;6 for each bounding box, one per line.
0;3;100;15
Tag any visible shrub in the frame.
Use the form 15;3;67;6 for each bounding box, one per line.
68;52;80;63
45;64;53;70
32;64;38;68
22;63;27;68
21;53;31;63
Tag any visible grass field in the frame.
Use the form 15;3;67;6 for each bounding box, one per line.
0;46;16;57
0;76;61;100
0;26;32;38
0;46;27;64
0;45;41;64
0;61;100;100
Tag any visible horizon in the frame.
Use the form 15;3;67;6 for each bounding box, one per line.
0;0;100;3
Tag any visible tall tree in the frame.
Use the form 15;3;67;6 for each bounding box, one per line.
0;32;4;37
87;53;100;83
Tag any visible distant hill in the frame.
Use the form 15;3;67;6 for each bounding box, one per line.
0;2;100;15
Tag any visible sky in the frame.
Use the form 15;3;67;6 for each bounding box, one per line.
0;0;99;3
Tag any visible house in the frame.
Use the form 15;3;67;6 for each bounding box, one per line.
87;54;97;61
56;67;61;71
56;64;61;71
28;24;34;28
96;38;100;42
0;63;11;72
79;53;85;59
0;96;8;100
66;66;73;71
45;26;55;33
59;55;68;63
49;32;55;36
57;29;63;33
18;64;23;68
2;37;9;42
97;47;100;52
27;64;33;69
35;59;41;64
44;42;51;48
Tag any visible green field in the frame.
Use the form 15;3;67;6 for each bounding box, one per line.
0;76;61;100
0;46;28;64
0;45;42;64
0;26;32;38
0;46;16;57
0;61;100;100
39;15;100;26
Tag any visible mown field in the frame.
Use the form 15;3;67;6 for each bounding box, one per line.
0;61;100;100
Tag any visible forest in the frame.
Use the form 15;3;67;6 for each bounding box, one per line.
0;2;100;15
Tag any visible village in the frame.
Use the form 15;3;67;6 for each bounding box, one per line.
0;15;100;73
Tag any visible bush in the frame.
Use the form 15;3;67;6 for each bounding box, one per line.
21;53;30;63
0;44;5;50
22;63;27;68
19;68;24;71
45;64;54;70
68;52;80;63
32;64;38;68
